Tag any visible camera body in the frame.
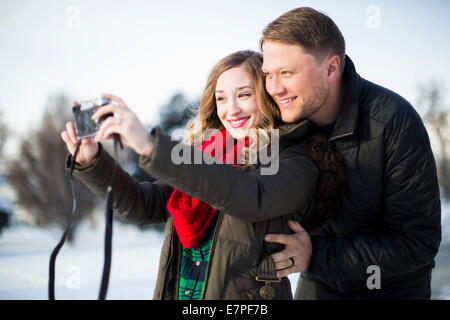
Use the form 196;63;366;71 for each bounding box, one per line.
72;97;112;139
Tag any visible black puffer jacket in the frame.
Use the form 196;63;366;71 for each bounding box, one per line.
296;56;442;300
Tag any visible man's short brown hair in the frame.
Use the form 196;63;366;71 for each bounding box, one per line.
260;7;346;71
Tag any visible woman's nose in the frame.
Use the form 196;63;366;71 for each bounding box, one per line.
228;98;242;115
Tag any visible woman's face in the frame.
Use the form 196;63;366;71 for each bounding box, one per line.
215;66;258;139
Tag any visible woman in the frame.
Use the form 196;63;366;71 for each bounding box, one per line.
61;50;344;300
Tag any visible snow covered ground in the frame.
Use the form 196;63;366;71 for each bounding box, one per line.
0;199;449;300
0;220;299;300
0;219;299;300
0;221;165;299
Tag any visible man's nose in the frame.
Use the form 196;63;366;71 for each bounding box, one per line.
267;76;286;97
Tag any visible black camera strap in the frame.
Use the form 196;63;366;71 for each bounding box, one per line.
98;134;122;300
49;134;122;300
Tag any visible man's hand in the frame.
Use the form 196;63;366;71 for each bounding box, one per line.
265;220;312;278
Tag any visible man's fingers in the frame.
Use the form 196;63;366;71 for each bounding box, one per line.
265;233;292;246
288;220;306;233
265;221;306;246
274;258;294;271
276;265;298;278
270;249;291;264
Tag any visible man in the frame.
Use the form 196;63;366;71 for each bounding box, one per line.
262;7;441;299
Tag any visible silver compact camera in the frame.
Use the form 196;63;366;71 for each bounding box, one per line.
72;97;112;139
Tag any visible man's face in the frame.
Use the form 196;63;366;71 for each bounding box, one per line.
262;41;329;123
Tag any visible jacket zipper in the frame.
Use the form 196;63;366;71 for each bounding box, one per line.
200;213;224;300
174;241;182;299
161;223;176;299
329;131;353;142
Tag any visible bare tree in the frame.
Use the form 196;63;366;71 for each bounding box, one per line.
159;92;197;134
0;111;11;232
6;94;98;242
419;80;450;199
0;111;8;163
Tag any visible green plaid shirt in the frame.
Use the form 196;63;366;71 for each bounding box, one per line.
178;217;217;300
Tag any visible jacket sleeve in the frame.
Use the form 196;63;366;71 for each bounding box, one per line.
138;127;319;223
307;109;442;281
68;144;172;225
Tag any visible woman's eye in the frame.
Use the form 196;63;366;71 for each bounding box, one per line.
238;93;252;98
216;96;225;102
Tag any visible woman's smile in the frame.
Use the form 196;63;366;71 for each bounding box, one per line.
228;116;251;128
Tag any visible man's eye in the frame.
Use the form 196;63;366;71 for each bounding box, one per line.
281;70;292;75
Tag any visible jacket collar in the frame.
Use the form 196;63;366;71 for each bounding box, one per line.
329;55;361;142
278;119;311;141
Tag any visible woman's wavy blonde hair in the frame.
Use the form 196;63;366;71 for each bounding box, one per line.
184;50;281;166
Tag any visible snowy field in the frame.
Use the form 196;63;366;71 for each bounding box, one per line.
0;199;449;300
0;221;165;300
0;220;299;300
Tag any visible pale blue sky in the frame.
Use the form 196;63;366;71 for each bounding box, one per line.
1;0;449;146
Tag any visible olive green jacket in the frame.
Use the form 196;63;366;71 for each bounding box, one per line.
69;120;318;300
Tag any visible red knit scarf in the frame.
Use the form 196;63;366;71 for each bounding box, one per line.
166;128;249;249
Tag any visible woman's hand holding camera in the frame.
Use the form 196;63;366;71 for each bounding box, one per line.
91;94;154;156
61;94;154;165
61;113;99;166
